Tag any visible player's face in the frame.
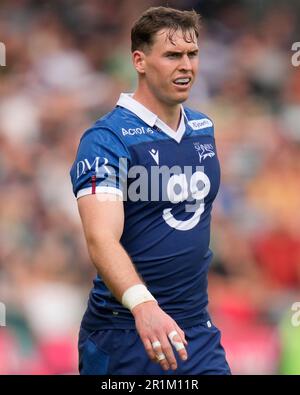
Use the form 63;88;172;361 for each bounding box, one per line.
139;28;199;106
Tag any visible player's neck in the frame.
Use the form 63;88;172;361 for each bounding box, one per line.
133;90;182;132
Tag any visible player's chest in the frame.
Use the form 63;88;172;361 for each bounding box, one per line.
126;134;221;203
128;134;219;173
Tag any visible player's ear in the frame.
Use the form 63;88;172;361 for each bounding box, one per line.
132;50;146;74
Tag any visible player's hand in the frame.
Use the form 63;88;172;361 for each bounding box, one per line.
132;301;188;371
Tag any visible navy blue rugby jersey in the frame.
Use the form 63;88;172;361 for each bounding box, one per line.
70;93;221;329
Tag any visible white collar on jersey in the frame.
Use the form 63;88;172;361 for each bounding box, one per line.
117;93;187;144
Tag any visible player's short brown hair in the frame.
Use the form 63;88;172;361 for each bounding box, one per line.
131;6;201;53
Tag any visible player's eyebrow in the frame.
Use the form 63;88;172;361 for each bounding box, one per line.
163;49;199;56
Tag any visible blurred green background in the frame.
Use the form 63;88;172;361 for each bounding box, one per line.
0;0;300;374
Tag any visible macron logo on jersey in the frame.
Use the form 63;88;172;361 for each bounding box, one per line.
149;149;159;165
188;118;213;130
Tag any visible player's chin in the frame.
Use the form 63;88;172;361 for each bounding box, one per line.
174;86;192;100
172;91;190;103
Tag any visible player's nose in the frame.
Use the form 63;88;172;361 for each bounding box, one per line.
178;54;192;71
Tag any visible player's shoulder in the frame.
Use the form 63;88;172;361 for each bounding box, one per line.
79;107;126;144
81;105;145;142
183;107;215;136
95;104;156;144
184;107;214;123
76;108;132;161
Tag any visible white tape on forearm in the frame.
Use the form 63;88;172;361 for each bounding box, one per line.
121;284;156;311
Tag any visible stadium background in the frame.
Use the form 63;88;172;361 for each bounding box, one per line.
0;0;300;374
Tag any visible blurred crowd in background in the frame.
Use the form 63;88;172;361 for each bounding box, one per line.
0;0;300;374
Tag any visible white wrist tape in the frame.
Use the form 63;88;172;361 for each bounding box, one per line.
121;284;156;311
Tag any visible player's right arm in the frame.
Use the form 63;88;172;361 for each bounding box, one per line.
77;193;188;371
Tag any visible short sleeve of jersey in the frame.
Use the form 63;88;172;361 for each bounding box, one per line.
70;126;130;199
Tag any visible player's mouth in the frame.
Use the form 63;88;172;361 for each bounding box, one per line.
172;77;192;88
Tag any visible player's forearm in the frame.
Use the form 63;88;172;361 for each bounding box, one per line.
86;232;144;303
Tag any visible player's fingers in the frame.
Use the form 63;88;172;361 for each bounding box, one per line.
174;324;188;346
160;334;177;370
168;330;188;362
150;337;169;370
143;338;159;362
